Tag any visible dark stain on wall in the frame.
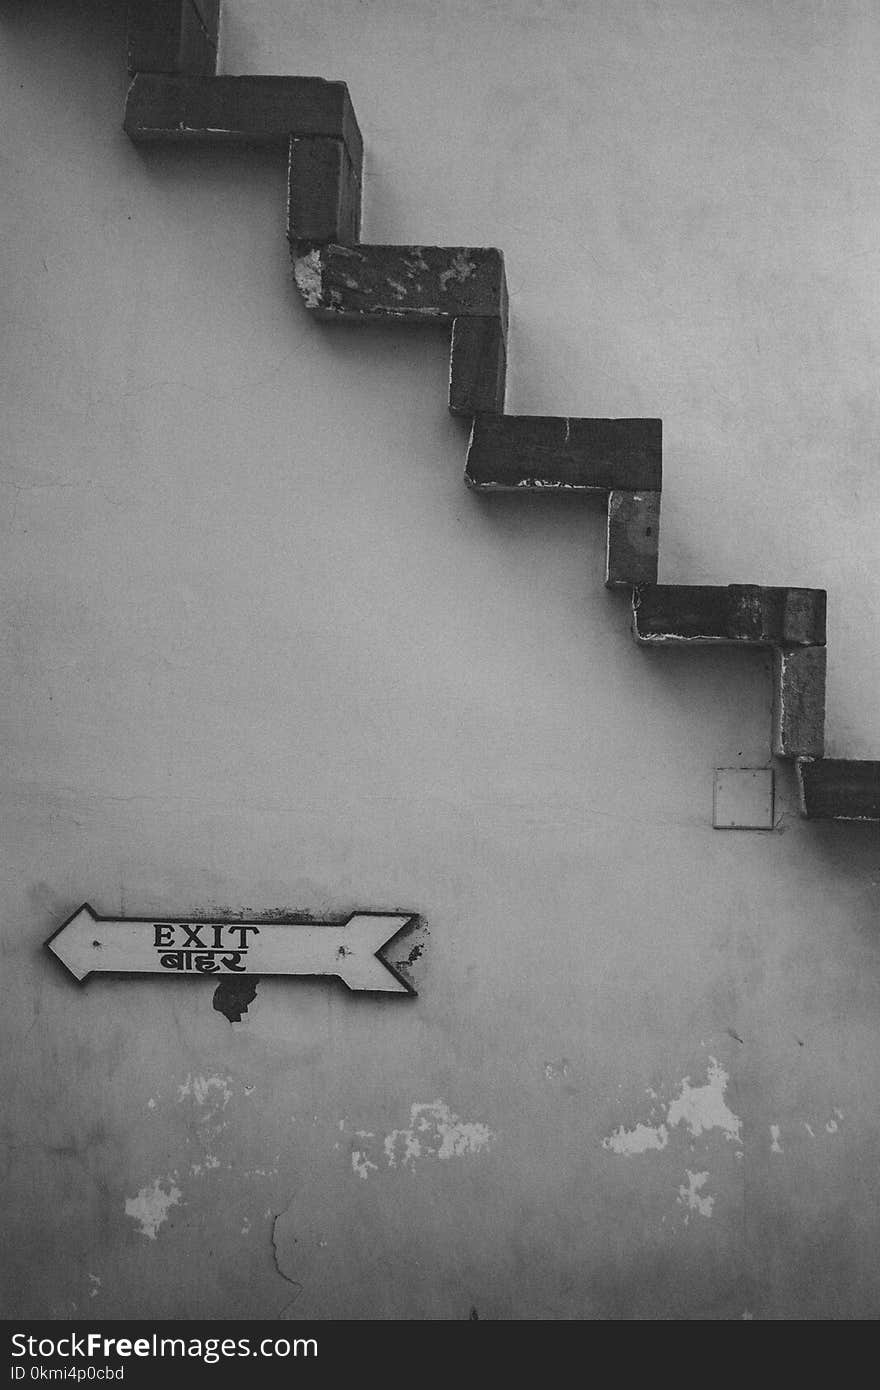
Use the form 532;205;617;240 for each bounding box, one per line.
213;975;259;1023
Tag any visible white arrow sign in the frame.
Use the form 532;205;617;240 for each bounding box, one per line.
47;903;417;994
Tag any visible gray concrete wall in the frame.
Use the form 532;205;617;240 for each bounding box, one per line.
1;0;879;1319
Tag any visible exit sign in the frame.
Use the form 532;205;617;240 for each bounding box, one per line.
48;903;417;994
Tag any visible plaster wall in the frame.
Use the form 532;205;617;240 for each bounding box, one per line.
1;0;879;1319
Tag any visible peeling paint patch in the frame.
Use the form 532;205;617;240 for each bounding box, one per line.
603;1121;669;1156
177;1073;233;1108
188;1157;221;1178
124;1178;181;1239
384;1100;494;1168
346;1101;495;1176
384;1123;421;1169
770;1125;783;1154
544;1058;572;1082
665;1059;741;1143
351;1149;378;1180
677;1170;714;1220
603;1057;741;1156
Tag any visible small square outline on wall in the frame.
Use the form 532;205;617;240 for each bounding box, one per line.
713;768;775;830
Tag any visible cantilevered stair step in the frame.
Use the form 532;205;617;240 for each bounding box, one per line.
292;244;507;321
464;414;661;492
633;584;826;647
797;759;880;820
124;74;364;167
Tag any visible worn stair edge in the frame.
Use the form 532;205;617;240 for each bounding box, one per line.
127;0;220;77
124;73;363;168
605;491;661;588
292;243;507;321
287;135;362;246
465;415;662;492
797;758;880;820
633;584;826;648
772;645;826;757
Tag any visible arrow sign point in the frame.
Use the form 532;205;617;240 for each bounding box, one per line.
47;902;101;982
337;914;416;994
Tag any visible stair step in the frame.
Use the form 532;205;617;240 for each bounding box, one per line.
124;74;363;167
292;244;506;321
464;415;661;492
798;759;880;820
633;584;826;647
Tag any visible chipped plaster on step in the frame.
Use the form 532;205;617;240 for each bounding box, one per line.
438;250;475;290
293;250;323;308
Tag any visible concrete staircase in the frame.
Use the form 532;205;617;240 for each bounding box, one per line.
123;0;880;822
